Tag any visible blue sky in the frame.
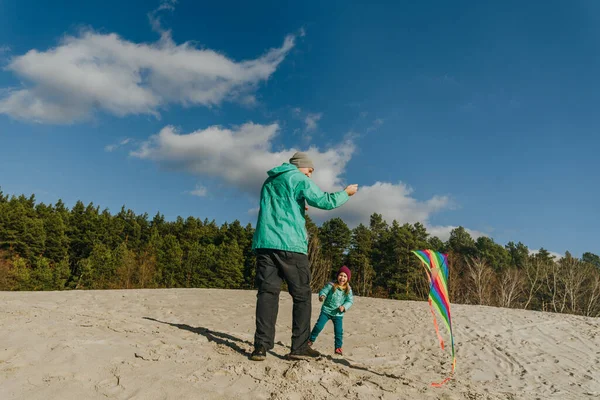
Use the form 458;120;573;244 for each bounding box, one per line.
0;0;598;257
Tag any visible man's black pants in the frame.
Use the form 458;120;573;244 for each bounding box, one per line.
254;249;311;352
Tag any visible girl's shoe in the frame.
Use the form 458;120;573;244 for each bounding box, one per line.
335;348;343;356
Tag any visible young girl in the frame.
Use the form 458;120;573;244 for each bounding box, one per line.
308;266;354;355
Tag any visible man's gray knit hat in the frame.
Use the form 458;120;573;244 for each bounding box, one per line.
289;152;314;169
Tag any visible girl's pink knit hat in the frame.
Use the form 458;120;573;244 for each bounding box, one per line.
338;265;351;281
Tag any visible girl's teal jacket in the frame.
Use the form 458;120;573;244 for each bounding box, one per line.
251;163;349;254
319;282;354;317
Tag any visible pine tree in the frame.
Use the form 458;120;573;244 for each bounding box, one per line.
87;242;116;289
53;256;71;290
158;234;184;287
475;236;511;272
31;257;53;290
347;224;374;296
319;217;351;278
43;210;69;263
212;240;244;289
114;242;137;289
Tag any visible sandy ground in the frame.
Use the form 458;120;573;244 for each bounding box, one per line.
0;288;599;399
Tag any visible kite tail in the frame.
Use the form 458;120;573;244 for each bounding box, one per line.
431;376;453;387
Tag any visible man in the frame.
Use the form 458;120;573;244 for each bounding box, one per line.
250;151;358;361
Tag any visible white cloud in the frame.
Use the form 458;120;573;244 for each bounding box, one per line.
426;225;487;241
189;185;208;197
307;181;466;237
131;122;354;195
105;138;132;152
0;30;296;123
131;122;284;194
157;0;177;12
310;183;446;224
148;0;178;42
304;113;322;132
291;108;322;133
131;122;477;234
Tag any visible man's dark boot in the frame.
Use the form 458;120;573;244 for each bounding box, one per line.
287;346;321;360
250;345;267;361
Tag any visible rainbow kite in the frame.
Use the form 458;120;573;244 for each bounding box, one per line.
412;249;455;386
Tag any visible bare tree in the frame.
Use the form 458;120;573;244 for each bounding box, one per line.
412;265;430;300
447;252;468;304
466;257;495;305
523;258;546;310
544;259;572;313
352;254;374;297
560;256;588;314
307;233;331;292
498;268;524;308
584;269;600;317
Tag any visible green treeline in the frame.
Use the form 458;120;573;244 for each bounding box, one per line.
1;190;599;317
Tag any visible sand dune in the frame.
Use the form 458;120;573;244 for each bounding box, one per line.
1;288;599;399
